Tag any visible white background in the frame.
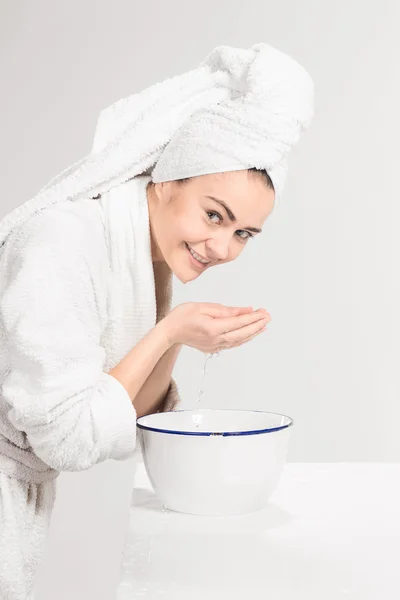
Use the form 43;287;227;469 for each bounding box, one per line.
1;0;398;462
1;1;399;597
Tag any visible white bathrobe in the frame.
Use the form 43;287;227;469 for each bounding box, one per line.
0;175;180;598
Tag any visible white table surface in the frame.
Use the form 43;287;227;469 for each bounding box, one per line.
117;461;400;599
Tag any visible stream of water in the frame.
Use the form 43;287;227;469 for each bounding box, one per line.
194;351;220;428
197;351;219;403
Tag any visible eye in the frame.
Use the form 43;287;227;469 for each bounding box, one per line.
206;211;221;224
205;211;254;241
236;230;254;240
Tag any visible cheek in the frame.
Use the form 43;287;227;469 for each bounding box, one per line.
163;215;194;249
174;210;204;239
227;248;240;263
227;240;247;262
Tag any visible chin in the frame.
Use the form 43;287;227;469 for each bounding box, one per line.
168;244;208;283
174;270;201;284
173;260;205;283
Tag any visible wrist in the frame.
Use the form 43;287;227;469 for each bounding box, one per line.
155;316;177;349
158;312;182;347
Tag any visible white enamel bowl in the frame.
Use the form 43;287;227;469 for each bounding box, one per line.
136;409;293;516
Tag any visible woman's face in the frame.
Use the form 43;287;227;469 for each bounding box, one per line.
147;170;275;283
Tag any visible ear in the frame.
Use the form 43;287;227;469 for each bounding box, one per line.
156;180;176;204
149;181;163;203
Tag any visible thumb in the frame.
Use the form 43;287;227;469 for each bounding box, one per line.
204;305;241;318
227;306;254;315
222;306;248;317
203;305;253;318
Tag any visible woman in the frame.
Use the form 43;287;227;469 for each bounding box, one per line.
0;42;314;598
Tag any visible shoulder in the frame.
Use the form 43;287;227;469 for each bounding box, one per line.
3;199;106;260
0;200;109;318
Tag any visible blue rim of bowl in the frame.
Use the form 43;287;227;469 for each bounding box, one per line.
136;408;294;437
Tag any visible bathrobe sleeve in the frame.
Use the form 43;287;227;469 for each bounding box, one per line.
0;208;138;472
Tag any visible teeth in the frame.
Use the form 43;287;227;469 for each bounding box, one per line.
187;244;210;264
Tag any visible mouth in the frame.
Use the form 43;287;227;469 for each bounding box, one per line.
185;243;211;269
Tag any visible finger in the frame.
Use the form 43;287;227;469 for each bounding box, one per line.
221;317;269;344
202;304;240;318
203;304;253;319
237;306;254;315
229;325;267;349
214;310;270;335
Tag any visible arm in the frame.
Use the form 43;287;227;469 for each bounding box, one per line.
0;211;170;472
112;340;182;418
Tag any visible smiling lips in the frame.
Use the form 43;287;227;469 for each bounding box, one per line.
185;243;211;267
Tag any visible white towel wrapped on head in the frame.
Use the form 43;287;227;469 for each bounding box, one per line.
152;43;314;201
0;42;314;249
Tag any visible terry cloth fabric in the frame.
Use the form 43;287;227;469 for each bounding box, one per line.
0;175;180;598
0;42;314;252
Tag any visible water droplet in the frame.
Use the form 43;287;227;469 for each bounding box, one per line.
195;351;220;412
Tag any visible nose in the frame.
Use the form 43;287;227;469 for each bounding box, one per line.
205;237;230;262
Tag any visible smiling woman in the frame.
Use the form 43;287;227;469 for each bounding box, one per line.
146;168;275;283
0;40;313;599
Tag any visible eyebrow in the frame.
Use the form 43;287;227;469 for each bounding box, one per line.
205;196;262;233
